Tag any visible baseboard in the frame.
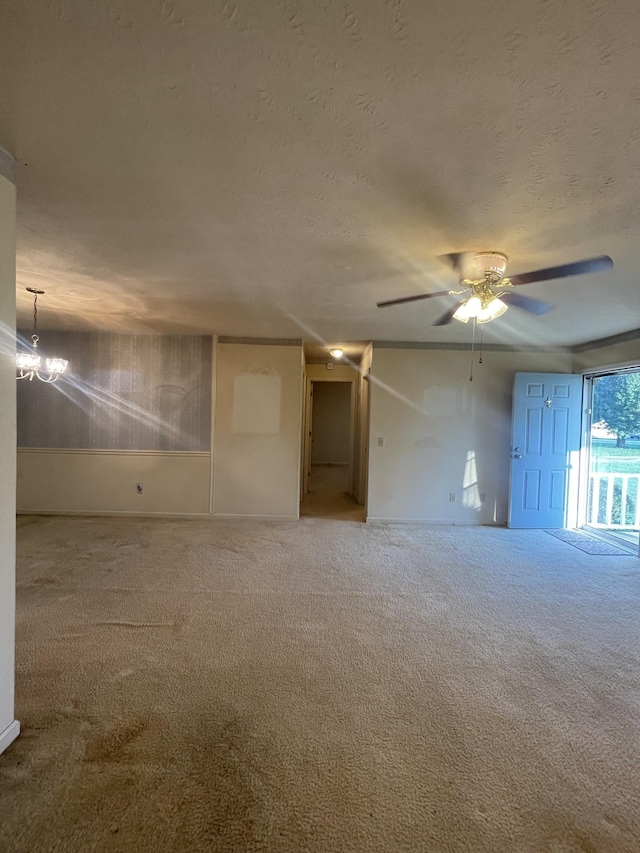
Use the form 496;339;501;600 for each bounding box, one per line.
366;517;504;526
18;510;301;522
0;720;20;756
212;513;300;522
17;510;213;520
17;448;210;457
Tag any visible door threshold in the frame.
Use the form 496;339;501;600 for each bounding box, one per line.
582;526;639;556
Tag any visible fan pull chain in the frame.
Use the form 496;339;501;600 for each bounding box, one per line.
479;324;484;364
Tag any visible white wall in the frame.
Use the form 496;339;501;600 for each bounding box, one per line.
0;160;18;755
311;382;351;464
17;450;210;516
213;343;303;518
305;364;359;382
573;337;640;373
367;347;573;524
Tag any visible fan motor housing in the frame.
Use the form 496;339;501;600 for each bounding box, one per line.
466;252;508;281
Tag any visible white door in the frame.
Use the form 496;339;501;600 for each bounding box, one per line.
508;373;583;528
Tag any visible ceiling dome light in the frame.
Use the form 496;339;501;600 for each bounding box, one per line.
16;288;68;383
466;252;508;281
477;297;508;324
329;348;344;359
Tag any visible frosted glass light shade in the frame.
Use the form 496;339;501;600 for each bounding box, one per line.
16;351;68;382
464;295;482;318
477;297;508;324
453;303;471;323
16;352;41;372
45;357;68;375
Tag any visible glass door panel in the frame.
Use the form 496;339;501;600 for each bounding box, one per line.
586;371;640;550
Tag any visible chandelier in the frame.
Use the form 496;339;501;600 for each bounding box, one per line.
16;288;68;382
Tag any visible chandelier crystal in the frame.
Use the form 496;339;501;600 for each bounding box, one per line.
16;288;68;382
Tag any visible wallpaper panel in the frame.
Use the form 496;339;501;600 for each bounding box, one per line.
17;332;212;451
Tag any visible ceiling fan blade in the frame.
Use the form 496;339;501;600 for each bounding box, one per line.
377;289;451;308
433;301;464;326
509;255;613;287
437;252;468;273
501;292;553;315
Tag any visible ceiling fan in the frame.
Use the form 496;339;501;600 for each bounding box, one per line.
377;252;614;325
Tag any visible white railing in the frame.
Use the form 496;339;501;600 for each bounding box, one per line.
588;473;640;529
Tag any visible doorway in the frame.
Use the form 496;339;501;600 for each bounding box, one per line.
508;369;640;555
301;379;364;521
583;369;640;551
508;373;583;528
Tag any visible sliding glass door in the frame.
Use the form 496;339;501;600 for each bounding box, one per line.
585;369;640;550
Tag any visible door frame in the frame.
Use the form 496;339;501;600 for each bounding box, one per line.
576;374;595;530
301;377;356;498
508;372;584;529
576;363;640;554
358;368;371;513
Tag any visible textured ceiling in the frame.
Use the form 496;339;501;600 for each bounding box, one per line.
1;0;639;346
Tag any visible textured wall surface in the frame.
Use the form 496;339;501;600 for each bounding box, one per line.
0;1;638;346
17;333;212;451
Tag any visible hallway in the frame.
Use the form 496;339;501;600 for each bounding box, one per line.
300;464;365;522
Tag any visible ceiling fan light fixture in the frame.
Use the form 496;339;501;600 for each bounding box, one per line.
477;297;508;324
452;303;471;323
464;295;482;318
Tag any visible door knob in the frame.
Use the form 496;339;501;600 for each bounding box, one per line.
513;454;522;459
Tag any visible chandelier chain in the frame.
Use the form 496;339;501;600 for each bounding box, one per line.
32;292;39;345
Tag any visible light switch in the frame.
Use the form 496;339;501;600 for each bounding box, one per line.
378;436;385;447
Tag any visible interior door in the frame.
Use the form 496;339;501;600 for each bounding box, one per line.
508;373;583;528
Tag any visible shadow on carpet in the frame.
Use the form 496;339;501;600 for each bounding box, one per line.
546;528;632;555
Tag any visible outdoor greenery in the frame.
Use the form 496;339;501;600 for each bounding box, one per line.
592;373;640;447
591;441;640;475
590;374;640;530
590;442;640;529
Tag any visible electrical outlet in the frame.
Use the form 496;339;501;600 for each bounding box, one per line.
136;482;143;494
449;492;456;502
480;492;486;503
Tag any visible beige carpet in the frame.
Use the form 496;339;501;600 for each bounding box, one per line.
2;517;640;852
301;464;365;522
